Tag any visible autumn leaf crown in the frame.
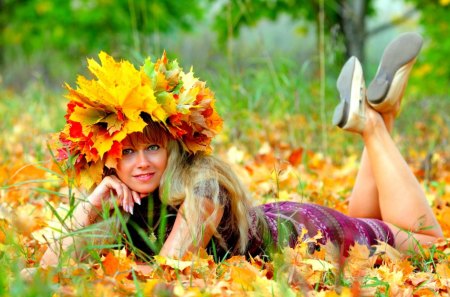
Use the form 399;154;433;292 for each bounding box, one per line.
56;51;223;189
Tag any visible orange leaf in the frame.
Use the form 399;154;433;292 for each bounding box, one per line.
101;250;133;282
288;147;304;166
102;252;120;276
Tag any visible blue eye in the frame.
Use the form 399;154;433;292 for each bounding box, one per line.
122;148;134;155
147;144;160;151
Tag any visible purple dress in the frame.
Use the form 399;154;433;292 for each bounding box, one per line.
245;201;395;257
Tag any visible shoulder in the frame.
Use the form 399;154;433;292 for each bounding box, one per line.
194;179;229;204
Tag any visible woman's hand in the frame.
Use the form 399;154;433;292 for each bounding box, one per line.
39;175;144;268
69;175;144;231
88;175;142;215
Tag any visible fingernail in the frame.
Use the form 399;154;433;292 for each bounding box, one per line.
137;199;141;205
130;206;134;215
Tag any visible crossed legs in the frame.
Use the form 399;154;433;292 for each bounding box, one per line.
336;33;443;252
348;107;442;252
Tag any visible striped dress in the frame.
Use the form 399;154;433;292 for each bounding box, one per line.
246;201;395;257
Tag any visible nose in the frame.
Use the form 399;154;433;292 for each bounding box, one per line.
136;150;151;168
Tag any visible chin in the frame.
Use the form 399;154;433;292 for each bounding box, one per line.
136;188;157;197
139;192;152;198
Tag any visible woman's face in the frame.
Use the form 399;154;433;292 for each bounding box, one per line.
115;136;168;196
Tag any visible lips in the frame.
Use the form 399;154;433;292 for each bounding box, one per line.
133;172;155;182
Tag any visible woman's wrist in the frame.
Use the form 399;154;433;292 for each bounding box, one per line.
71;200;101;229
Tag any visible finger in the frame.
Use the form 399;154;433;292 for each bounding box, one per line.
90;176;123;208
119;183;128;213
107;176;132;212
121;183;133;214
106;176;124;203
127;188;136;215
131;191;141;205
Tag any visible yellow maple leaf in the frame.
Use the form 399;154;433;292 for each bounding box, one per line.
79;159;104;190
69;104;106;130
371;241;403;261
229;264;258;291
343;243;375;279
436;261;450;288
153;255;194;271
301;259;335;272
143;279;164;296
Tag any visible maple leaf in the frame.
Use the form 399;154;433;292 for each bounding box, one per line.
227;257;260;291
301;259;335;272
101;249;135;286
436;262;450;289
288;147;304;166
153;255;194;271
371;241;403;261
142;52;222;154
79;158;104;190
343;243;375;279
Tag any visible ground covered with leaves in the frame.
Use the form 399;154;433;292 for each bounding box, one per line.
1;108;449;296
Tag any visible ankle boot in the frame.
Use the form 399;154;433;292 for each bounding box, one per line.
367;32;423;114
333;56;366;133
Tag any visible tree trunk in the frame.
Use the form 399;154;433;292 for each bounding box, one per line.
338;0;367;63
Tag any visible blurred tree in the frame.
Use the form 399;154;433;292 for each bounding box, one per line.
0;0;205;83
211;0;425;65
212;0;376;63
337;0;368;61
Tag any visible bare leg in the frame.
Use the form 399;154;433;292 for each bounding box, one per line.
333;52;441;250
346;33;432;250
342;94;441;252
348;31;408;219
348;112;395;219
348;148;381;219
362;107;442;250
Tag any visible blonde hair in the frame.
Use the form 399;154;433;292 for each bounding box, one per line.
159;139;258;253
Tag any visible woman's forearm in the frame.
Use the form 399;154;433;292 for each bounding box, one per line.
69;197;106;230
39;236;74;266
39;200;101;266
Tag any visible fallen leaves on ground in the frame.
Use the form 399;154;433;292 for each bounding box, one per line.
1;115;449;296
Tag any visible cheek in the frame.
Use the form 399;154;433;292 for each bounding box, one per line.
115;159;130;178
160;153;168;170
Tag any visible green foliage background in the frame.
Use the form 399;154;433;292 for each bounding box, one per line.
404;0;450;95
0;0;449;155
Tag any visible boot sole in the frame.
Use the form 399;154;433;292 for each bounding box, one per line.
333;56;365;132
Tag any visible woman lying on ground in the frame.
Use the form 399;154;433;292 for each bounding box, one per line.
40;32;442;267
